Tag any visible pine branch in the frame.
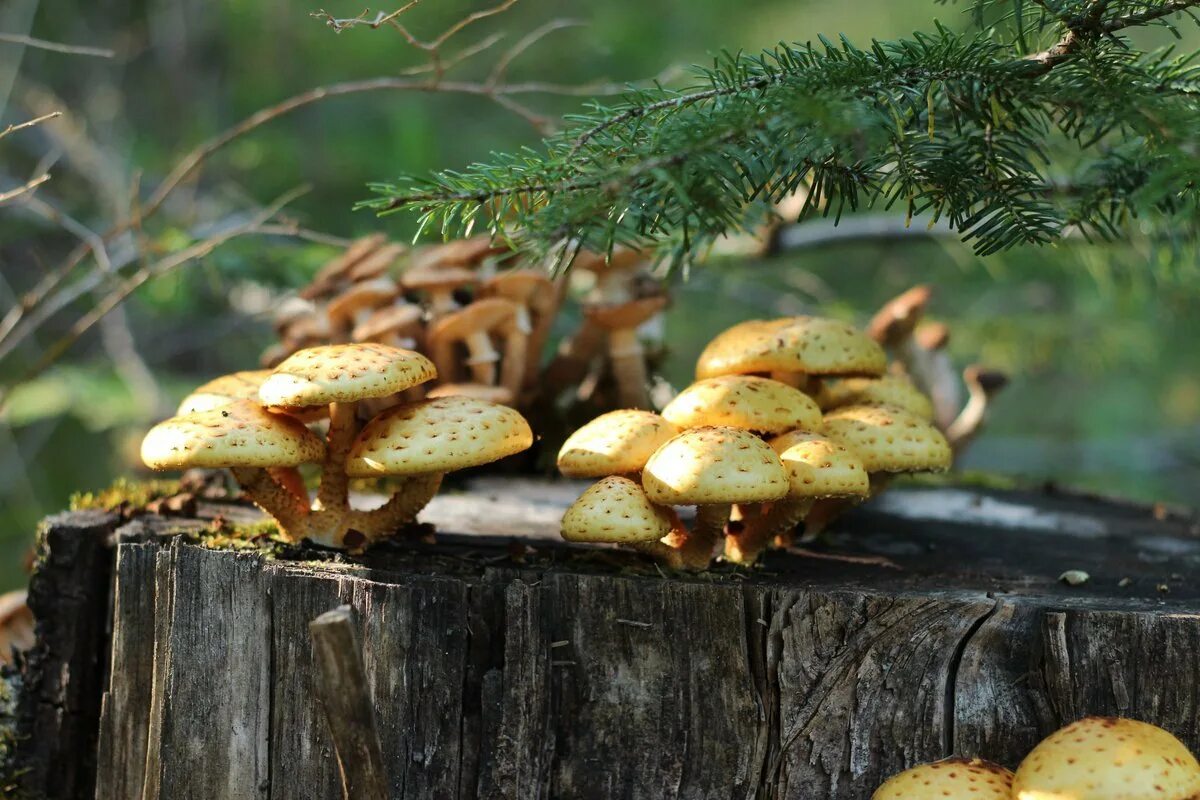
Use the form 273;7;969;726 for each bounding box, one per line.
369;0;1200;262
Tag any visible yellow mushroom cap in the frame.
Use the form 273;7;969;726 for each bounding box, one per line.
345;396;533;477
818;374;935;421
141;399;325;470
696;316;886;379
662;375;822;434
560;476;676;544
642;426;789;506
769;431;869;499
872;758;1014;800
1013;717;1200;800
176;369;273;415
557;410;678;478
822;404;952;473
259;343;437;407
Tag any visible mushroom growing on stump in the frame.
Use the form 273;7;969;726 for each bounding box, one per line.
641;426;789;570
426;297;521;389
807;403;952;539
344;396;533;543
584;294;668;409
557;409;678;479
141;399;325;537
561;476;681;561
947;365;1010;455
872;758;1014;800
258;343;438;545
815;374;935;421
662;375;823;435
726;431;868;563
1013;717;1200;800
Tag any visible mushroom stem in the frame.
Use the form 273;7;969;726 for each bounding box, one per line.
726;498;815;564
314;400;358;519
349;473;444;540
608;327;651;409
230;467;309;539
463;330;501;385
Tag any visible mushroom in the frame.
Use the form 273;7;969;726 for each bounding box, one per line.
326;278;399;340
561;476;679;552
301;233;386;300
584;295;669;409
141;399;325;536
343;396;533;543
426;297;520;388
1012;717;1200;800
258;343;438;544
726;431;868;563
557;409;678;479
641;426;789;570
806;403;952;539
401;265;478;317
0;590;34;666
946;365;1010;455
662;375;823;435
872;757;1014;800
481;269;558;389
815;374;935;421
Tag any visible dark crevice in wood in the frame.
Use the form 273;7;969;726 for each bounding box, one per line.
943;593;1000;754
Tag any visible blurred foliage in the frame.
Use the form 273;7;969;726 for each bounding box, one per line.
0;0;1196;592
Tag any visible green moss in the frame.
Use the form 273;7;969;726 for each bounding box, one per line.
69;477;180;513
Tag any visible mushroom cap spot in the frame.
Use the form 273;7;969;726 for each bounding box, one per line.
326;277;399;322
141;399;325;470
428;297;519;341
177;370;273;415
642;426;789;505
352;303;425;342
818;374;935;421
872;757;1013;800
696;316;886;379
769;431;870;499
557;410;679;478
663;375;823;434
560;476;676;543
259;343;437;406
401;265;479;292
345;396;533;477
822;403;952;474
425;383;515;404
1012;717;1200;800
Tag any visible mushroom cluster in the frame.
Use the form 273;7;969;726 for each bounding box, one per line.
141;343;533;550
557;315;953;569
267;235;670;414
872;716;1200;800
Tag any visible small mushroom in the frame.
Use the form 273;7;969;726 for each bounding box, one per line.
344;396;533;543
641;426;789;570
141;400;326;536
662;375;823;435
557;409;678;479
584;295;669;409
426;297;520;388
1012;717;1200;799
872;757;1013;800
402;266;478;317
946;365;1010;455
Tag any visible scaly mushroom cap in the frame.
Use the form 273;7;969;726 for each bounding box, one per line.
177;369;273;414
561;476;676;543
662;375;823;434
141;399;325;470
401;265;479;292
352;303;424;342
583;295;668;330
557;409;678;478
345;396;533;477
822;404;951;473
428;297;518;341
817;375;935;421
769;431;870;499
260;343;437;407
326;278;399;325
642;426;789;506
873;758;1013;800
1012;717;1200;800
425;383;515;404
695;316;886;379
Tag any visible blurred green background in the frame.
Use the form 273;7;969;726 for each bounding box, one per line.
0;0;1196;591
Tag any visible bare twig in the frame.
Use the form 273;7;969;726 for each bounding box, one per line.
0;32;114;59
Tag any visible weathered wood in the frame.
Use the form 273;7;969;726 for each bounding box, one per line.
13;480;1200;799
309;605;389;800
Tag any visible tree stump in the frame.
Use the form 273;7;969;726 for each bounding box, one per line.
10;478;1200;799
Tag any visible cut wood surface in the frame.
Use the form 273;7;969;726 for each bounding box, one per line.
14;478;1200;799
